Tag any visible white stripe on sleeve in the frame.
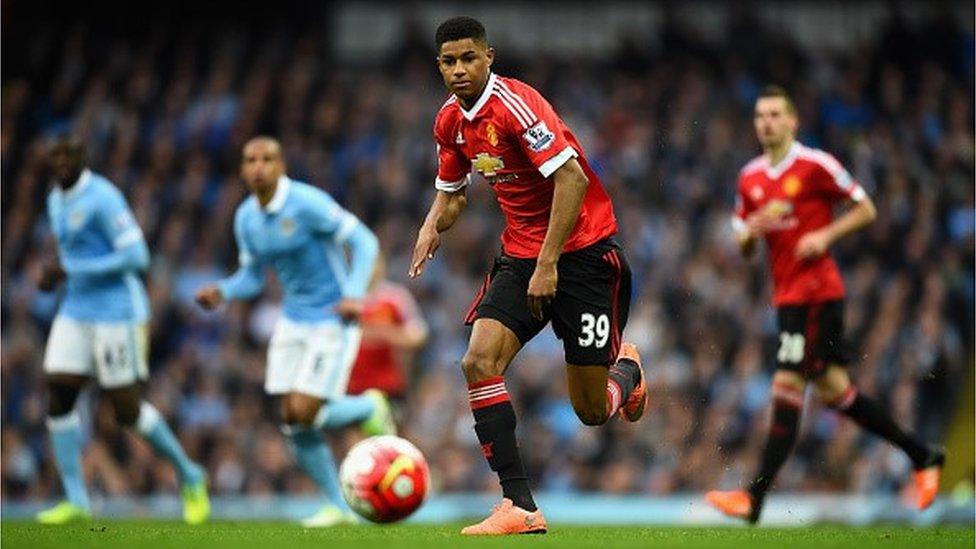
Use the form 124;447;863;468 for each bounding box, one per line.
434;174;471;192
114;228;144;249
333;214;359;244
538;146;578;178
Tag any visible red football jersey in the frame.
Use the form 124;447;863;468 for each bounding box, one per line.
433;73;617;258
734;141;867;306
348;281;426;397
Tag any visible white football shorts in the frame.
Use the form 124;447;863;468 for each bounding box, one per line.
265;316;362;400
44;314;149;388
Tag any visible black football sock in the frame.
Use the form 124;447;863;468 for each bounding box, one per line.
829;386;931;468
606;358;640;415
468;376;537;512
748;382;803;503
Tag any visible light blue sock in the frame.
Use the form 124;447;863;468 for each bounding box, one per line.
47;412;90;510
313;394;376;430
135;402;204;486
286;426;348;509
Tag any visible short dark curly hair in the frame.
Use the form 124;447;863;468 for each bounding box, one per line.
435;16;487;48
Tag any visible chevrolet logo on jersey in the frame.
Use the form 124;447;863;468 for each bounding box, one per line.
783;175;803;197
763;199;793;218
473;152;505;177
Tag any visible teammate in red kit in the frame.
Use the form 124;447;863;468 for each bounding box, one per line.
409;17;647;535
706;86;945;524
348;256;429;401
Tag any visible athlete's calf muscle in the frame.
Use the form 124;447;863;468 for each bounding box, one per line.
461;319;522;383
565;364;610;426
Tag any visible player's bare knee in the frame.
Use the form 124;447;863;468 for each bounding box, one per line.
570;394;609;426
574;404;609;426
46;380;82;417
772;369;806;391
814;375;849;404
293;405;318;427
109;395;141;427
460;350;503;383
281;395;317;426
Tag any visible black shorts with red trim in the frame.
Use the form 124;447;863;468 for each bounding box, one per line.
465;237;632;366
775;300;852;378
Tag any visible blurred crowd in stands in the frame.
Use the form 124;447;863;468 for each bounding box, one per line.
2;5;972;502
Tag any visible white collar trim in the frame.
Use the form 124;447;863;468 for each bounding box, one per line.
764;141;802;180
459;73;497;121
264;175;291;213
61;168;93;200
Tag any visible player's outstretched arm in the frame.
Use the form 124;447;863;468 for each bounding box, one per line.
197;208;266;310
62;190;151;276
61;240;150;276
341;222;380;298
335;222;380;321
796;195;876;260
195;262;267;311
409;189;467;278
527;158;589;320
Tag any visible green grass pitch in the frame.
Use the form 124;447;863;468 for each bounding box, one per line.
0;521;974;549
2;521;973;549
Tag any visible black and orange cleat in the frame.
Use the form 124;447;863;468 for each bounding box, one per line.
705;489;762;524
616;342;647;422
914;446;946;510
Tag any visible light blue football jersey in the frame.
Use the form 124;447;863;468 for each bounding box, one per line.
46;169;151;323
218;176;378;323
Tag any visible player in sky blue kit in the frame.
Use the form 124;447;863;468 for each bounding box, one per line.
35;136;210;525
195;136;395;527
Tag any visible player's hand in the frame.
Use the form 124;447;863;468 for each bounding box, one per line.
745;211;779;236
527;261;558;321
195;285;223;310
335;298;364;322
409;225;440;278
795;229;831;260
36;259;65;292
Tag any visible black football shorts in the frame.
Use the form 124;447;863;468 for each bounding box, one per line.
775;299;852;378
465;237;632;366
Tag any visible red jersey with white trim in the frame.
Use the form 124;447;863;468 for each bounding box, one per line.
734;141;867;306
348;281;426;397
433;73;617;259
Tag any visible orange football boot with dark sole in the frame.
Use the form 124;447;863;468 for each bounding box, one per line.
460;498;548;535
617;342;647;422
705;489;762;524
914;446;946;510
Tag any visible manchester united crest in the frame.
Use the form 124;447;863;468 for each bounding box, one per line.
486;122;498;147
783;175;803;197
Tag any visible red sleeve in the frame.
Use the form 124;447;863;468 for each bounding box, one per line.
433;111;471;192
496;80;578;178
732;175;754;234
809;151;866;203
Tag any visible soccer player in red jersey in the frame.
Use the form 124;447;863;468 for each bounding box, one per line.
348;256;429;401
409;17;647;535
706;86;945;524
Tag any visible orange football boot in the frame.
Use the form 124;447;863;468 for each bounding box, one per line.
705;490;761;524
617;342;647;422
460;498;548;535
914;448;946;510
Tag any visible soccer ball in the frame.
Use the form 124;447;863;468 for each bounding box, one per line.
339;435;430;523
